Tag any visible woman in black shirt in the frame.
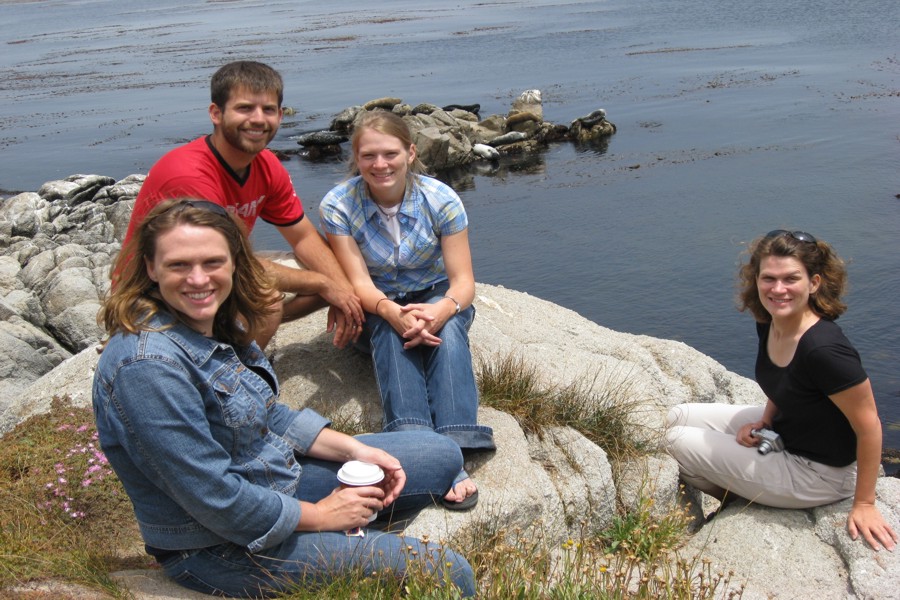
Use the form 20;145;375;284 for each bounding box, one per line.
665;230;896;552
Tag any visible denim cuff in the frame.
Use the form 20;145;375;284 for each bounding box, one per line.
384;421;495;451
246;492;302;552
282;408;332;454
435;424;496;451
383;419;434;433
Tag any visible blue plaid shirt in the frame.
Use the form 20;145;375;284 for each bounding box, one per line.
319;175;468;296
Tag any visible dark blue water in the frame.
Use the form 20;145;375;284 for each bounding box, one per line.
2;0;898;453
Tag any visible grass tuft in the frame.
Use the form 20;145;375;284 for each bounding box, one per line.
476;351;653;464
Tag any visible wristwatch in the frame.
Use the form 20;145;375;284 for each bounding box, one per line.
444;295;461;315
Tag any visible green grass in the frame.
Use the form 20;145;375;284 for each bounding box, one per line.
0;357;744;599
0;396;148;598
476;351;654;465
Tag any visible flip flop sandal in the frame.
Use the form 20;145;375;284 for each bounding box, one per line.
441;470;479;511
441;489;479;511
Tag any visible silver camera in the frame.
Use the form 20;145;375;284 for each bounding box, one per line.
751;428;784;455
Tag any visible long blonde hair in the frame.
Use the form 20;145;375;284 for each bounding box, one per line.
100;199;276;346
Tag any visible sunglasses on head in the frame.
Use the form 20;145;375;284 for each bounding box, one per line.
145;200;231;229
176;199;230;218
765;229;817;244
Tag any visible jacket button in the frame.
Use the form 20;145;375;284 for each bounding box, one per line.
260;427;268;436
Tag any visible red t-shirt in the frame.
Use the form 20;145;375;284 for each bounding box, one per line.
124;136;304;243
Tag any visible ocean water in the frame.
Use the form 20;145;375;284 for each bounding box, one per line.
1;0;898;455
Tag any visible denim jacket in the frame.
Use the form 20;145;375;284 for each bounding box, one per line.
92;312;330;553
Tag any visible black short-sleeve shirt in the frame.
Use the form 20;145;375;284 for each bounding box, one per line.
755;319;868;467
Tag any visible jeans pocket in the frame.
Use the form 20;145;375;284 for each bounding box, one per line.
163;544;265;598
168;568;229;597
162;551;229;597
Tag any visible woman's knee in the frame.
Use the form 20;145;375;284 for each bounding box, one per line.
665;403;690;428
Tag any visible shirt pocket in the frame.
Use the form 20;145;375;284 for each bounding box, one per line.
211;368;261;429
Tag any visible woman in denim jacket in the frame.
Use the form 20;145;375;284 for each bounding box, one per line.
92;199;476;597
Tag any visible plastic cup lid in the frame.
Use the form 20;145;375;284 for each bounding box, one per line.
337;460;385;486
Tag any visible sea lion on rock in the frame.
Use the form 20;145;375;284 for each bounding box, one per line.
573;108;608;128
488;131;528;147
411;103;441;115
363;97;402;111
507;111;541;127
472;143;500;161
442;103;480;115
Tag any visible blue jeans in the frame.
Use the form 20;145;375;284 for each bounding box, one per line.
156;431;476;598
362;282;495;452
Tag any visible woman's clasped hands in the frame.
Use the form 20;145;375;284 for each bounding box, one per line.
396;302;454;349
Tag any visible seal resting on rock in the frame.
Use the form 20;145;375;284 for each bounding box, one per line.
488;131;528;147
442;103;480;115
472;143;500;161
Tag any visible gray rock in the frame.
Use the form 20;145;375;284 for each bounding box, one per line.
813;478;900;600
91;174;145;206
412;125;473;171
38;174;116;206
687;503;848;600
3;289;46;326
616;453;688;521
0;311;71;429
0;192;50;237
0;255;23;294
295;130;348;147
315;90;615;170
329;105;363;133
47;301;103;352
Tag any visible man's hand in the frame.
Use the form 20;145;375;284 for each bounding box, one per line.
327;306;362;348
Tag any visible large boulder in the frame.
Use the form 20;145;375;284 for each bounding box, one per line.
3;280;897;599
684;481;900;600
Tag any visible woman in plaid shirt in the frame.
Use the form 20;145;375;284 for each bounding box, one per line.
320;111;494;511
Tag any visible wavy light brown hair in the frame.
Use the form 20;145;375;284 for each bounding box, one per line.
100;199;276;346
347;110;429;186
737;231;848;323
210;60;284;109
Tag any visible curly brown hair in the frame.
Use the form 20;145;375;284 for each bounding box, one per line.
737;230;848;323
100;199;276;346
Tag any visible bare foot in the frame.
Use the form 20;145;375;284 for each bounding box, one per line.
443;477;477;504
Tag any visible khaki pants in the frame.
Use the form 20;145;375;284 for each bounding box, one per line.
665;403;856;508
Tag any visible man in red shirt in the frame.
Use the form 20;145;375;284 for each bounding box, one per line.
126;61;362;349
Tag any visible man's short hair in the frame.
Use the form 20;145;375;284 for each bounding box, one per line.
210;61;284;108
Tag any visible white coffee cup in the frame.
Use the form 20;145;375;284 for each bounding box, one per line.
337;461;385;522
